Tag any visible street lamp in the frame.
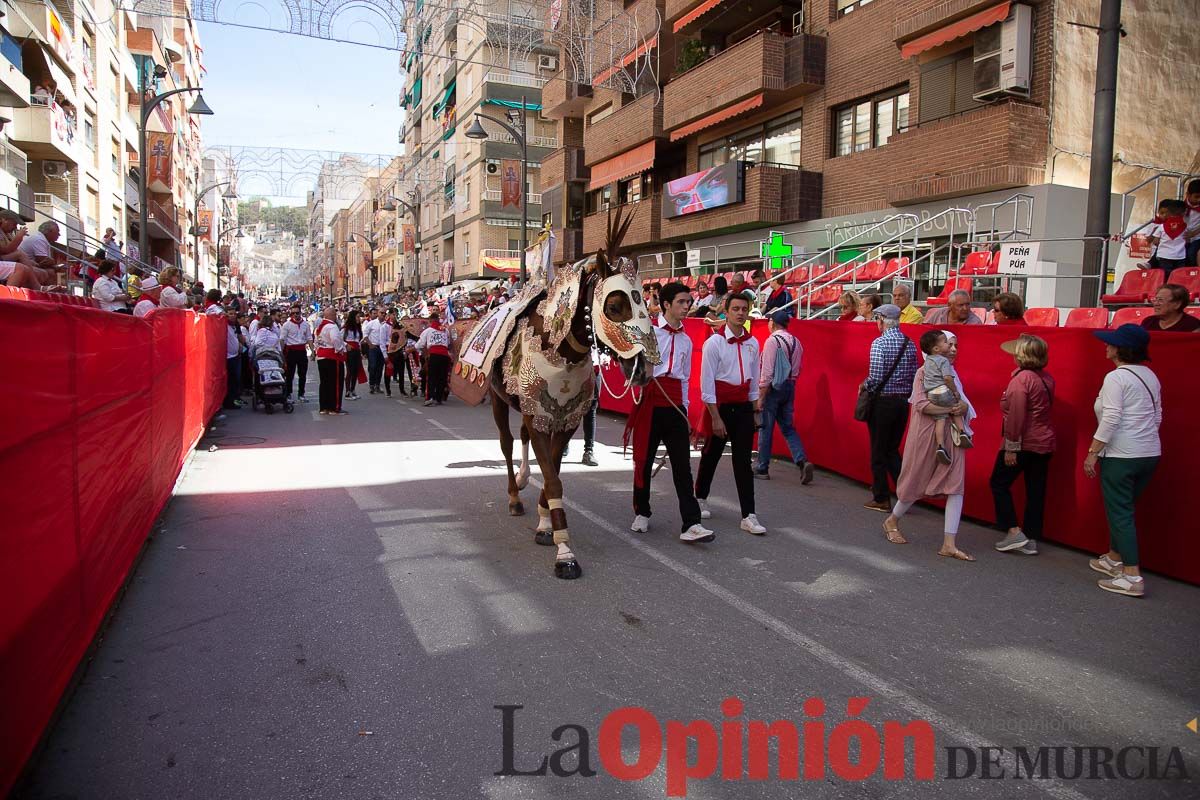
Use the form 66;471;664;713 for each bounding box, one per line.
384;192;421;292
350;231;380;301
215;225;246;290
191;180;237;282
466;95;530;284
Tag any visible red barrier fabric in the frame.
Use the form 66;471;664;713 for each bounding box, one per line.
601;318;1200;585
0;303;226;795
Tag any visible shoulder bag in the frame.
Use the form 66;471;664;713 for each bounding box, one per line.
855;340;909;422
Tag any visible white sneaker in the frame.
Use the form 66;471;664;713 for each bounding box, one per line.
740;514;766;535
698;499;712;519
680;523;715;543
630;514;650;533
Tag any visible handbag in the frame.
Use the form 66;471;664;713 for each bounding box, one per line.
855;340;910;422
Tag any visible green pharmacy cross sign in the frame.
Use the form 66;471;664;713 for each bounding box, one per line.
760;231;793;271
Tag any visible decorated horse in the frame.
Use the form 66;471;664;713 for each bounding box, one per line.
452;210;660;579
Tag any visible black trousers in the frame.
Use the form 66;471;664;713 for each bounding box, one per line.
989;449;1052;540
224;357;240;409
868;395;910;503
634;407;701;531
426;353;451;402
318;358;343;411
367;347;386;389
284;349;308;398
582;378;600;450
345;350;362;395
384;351;404;394
695;402;755;518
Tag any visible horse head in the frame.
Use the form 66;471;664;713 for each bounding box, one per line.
582;208;661;386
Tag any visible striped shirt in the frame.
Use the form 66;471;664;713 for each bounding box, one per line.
866;327;918;396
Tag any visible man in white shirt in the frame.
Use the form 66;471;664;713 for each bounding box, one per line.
133;277;163;317
361;308;393;394
626;282;713;543
754;310;812;483
279;307;314;403
91;261;131;312
694;293;767;535
223;307;244;410
416;312;452;406
314;307;348;414
18;221;62;286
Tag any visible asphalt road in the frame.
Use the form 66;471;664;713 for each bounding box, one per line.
18;381;1200;800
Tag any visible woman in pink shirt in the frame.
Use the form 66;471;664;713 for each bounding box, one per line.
990;334;1056;555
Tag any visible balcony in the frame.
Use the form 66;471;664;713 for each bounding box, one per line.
540;146;587;189
584;94;663;167
146;197;181;241
9;102;76;162
11;1;75;74
486;131;559;150
541;69;593;119
0;138;29;183
33;192;80;241
0;52;30;109
661;164;822;240
662;31;825;135
483;189;543;205
582;194;664;254
483;71;547;90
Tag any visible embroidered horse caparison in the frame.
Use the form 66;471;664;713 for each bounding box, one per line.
461;208;660;579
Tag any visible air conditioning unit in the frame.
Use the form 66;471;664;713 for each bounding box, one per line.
538;55;558;71
973;4;1032;101
486;161;500;175
42;161;69;179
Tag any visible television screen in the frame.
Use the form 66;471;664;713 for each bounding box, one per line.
663;161;745;218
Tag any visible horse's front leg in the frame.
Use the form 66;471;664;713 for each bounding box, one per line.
529;426;582;579
491;389;524;516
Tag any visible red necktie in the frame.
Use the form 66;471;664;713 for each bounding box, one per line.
664;325;682;376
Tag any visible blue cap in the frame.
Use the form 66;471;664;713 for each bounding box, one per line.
769;310;792;327
1093;323;1151;355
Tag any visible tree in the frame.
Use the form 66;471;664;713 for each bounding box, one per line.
237;199;308;239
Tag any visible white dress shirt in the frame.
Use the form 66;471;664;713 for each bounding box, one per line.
417;325;451;352
160;285;189;308
279;319;313;347
92;275;128;312
700;324;760;403
315;319;346;356
1093;365;1162;458
225;324;240;358
204;303;225;315
133;298;157;318
653;318;692;407
362;318;393;348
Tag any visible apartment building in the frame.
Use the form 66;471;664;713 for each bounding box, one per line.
399;2;560;286
319;155;406;300
0;0;206;280
539;0;1198;306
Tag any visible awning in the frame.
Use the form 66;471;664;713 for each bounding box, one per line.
673;0;727;33
432;79;455;117
411;77;423;106
38;45;76;106
588;140;656;190
899;2;1011;59
593;34;659;85
669;93;764;142
483;99;542;111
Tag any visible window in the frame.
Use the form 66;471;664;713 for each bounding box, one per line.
697;108;803;170
618;175;642;205
918;49;981;124
463;233;470;265
586;185;612;214
832;89;909;156
837;0;873;17
587;104;614;126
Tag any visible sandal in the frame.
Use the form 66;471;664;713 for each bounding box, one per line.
883;517;907;545
938;548;976;562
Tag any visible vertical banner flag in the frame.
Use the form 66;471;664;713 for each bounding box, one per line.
197;210;213;240
501;159;521;208
147;132;174;188
402;224;416;255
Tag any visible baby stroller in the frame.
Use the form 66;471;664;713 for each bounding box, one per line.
253;347;294;414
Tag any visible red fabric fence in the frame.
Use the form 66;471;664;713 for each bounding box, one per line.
0;303;226;795
601;318;1199;585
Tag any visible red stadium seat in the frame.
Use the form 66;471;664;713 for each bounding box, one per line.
886;257;911;278
857;259;887;282
1024;307;1061;327
1101;268;1163;305
1186;307;1200;321
1167;267;1200;300
1064;307;1109;328
1109;306;1154;327
960;251;997;276
926;275;974;306
784;267;808;285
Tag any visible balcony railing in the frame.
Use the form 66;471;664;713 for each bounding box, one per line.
484;71;547;89
488;132;559;149
34;192;74;215
483;189;543;204
0;138;28;182
480;248;521;260
146;197;181;240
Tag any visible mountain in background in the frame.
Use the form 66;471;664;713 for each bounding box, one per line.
238;199;308;239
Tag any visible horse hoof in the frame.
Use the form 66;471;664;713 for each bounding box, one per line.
534;530;554;546
509;502;525;516
554;559;583;580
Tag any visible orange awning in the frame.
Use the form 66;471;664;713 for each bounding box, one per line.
588;141;656;191
482;256;520;274
899;2;1011;59
669;93;764;142
673;0;726;33
594;34;659;85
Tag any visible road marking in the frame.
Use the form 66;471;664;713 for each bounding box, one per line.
411;408;423;415
424;417;1092;800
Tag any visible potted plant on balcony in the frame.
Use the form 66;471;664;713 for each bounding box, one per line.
675;39;711;75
